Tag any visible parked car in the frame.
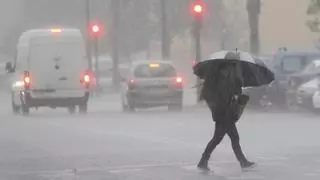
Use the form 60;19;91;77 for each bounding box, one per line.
296;77;320;112
263;51;320;108
92;56;131;92
286;60;320;109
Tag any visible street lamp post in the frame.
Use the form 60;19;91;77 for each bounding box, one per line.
91;24;101;91
247;0;261;55
191;0;205;103
161;0;170;60
111;0;120;89
85;0;93;70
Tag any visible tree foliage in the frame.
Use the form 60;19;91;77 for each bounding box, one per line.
306;0;320;32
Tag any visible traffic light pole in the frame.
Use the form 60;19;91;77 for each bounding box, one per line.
93;38;100;92
247;0;261;55
111;0;120;89
85;0;92;70
194;18;202;103
161;0;170;60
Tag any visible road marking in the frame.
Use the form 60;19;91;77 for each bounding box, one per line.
228;176;266;180
109;168;144;174
181;165;198;171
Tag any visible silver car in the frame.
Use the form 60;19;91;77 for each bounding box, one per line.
120;61;184;112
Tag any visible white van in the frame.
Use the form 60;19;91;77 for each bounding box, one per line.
5;28;92;115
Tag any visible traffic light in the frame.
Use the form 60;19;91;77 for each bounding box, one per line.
191;0;205;18
88;21;103;39
91;24;100;34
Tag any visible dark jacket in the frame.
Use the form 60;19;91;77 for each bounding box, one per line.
201;66;242;122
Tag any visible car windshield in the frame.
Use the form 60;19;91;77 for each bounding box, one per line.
282;56;302;73
133;63;176;78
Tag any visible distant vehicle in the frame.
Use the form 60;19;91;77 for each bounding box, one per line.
5;28;92;115
263;51;320;107
92;56;130;92
289;60;320;86
120;60;183;112
286;60;320;109
295;77;320;112
92;56;113;91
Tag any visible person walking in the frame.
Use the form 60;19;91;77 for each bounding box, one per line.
196;52;255;171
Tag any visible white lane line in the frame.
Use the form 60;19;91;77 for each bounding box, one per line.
228;176;266;180
181;165;198;171
109;168;144;174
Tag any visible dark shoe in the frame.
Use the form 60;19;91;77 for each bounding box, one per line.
197;162;210;171
197;156;210;171
240;161;255;168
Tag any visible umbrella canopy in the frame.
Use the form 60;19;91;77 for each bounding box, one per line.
193;50;274;87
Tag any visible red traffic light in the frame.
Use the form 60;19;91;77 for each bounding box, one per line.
191;0;205;17
88;21;104;38
193;4;203;14
91;24;100;33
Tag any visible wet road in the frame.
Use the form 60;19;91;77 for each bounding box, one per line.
0;93;320;180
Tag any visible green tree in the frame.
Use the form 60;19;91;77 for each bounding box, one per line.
306;0;320;32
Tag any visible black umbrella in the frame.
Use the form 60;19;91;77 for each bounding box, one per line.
193;50;274;87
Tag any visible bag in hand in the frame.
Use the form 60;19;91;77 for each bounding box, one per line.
229;94;250;121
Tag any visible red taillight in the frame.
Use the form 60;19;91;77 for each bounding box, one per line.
23;71;31;88
84;74;90;83
176;77;183;83
81;70;93;87
128;79;135;89
24;76;31;84
172;76;183;88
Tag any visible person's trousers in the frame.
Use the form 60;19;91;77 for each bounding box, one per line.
202;121;248;164
202;101;248;164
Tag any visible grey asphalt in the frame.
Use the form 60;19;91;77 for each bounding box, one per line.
0;92;320;180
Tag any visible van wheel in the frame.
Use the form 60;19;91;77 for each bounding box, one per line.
68;106;76;115
12;104;20;115
122;103;129;112
79;104;88;114
21;104;30;116
11;98;20;115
